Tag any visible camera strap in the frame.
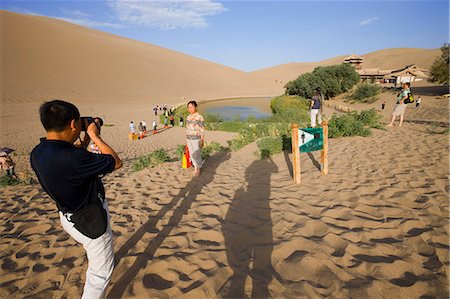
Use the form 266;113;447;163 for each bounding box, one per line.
31;153;69;219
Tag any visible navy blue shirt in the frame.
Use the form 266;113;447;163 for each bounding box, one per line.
311;95;321;109
30;138;115;212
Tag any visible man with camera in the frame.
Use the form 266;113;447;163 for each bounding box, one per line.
30;100;122;299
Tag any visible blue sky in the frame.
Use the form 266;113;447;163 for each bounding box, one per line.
2;0;449;71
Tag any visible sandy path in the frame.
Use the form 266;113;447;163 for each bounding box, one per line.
1;119;448;298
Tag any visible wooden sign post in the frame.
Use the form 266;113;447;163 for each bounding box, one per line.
321;120;329;175
291;123;301;184
292;121;329;184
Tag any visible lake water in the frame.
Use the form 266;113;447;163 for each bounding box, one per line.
200;98;272;121
204;106;271;120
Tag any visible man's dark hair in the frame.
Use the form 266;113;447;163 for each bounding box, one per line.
404;82;411;88
187;100;198;108
39;100;80;132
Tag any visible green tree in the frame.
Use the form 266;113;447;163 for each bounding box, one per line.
284;63;360;99
429;43;449;85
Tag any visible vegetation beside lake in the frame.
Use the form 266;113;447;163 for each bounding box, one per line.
163;89;384;160
347;83;382;103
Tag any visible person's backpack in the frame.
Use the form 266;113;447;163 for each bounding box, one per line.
403;92;415;104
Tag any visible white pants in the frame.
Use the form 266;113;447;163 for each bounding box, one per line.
59;200;114;299
310;109;322;128
186;139;203;168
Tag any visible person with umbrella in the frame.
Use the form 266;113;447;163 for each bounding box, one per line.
0;148;17;178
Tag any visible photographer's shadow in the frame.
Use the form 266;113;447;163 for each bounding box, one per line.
222;157;278;299
108;150;231;299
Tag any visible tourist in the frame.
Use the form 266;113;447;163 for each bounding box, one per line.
152;119;157;132
179;116;184;127
153;107;158;116
309;87;323;128
170;115;175;127
0;153;16;178
164;117;168;128
138;122;144;138
416;96;421;108
30;100;122;299
186;101;205;177
142;120;147;132
382;101;386;110
387;82;411;127
129;121;135;134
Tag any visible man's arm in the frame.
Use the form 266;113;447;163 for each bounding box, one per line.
86;123;122;170
74;132;91;149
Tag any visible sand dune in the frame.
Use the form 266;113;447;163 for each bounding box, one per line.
251;48;440;84
0;10;281;105
0;9;448;299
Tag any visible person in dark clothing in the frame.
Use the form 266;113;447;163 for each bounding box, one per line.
309;87;323;127
30;100;122;299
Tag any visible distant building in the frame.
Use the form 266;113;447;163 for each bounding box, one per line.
344;54;364;70
344;55;428;84
383;64;428;85
358;68;392;83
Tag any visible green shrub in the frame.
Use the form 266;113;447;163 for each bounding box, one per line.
132;148;171;172
0;175;21;187
328;110;384;138
228;129;258;151
285;63;360;99
349;83;381;103
207;121;248;132
270;95;310;124
204;113;223;124
202;141;223;159
176;144;186;161
256;136;283;159
357;109;383;128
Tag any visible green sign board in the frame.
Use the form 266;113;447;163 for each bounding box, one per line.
299;128;323;153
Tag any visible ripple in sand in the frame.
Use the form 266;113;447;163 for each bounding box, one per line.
1;258;17;271
192;230;224;247
32;263;49;273
143;273;174;290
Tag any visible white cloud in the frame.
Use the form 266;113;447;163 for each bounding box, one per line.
7;6;123;29
60;8;91;18
359;17;379;26
55;17;124;29
108;0;227;30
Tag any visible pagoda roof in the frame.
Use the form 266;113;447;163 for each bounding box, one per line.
344;54;364;61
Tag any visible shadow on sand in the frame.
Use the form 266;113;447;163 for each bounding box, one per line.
411;85;449;97
107;150;231;298
221;157;278;299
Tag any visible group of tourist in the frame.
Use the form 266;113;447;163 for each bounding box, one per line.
308;82;419;128
3;83;422;299
26;99;205;299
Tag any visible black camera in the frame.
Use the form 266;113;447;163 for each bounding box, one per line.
81;117;103;131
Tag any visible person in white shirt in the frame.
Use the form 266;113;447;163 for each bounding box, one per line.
129;121;135;134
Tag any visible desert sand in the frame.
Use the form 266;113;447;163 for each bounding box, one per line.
1;93;448;298
1;10;449;299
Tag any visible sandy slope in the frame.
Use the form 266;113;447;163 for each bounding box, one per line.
0;92;448;298
0;10;281;105
0;10;448;299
